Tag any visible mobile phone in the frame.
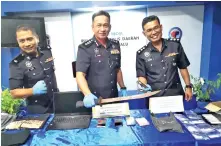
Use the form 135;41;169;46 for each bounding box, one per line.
97;119;106;127
114;118;123;126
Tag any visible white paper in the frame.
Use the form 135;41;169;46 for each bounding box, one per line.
149;95;184;114
92;102;130;118
202;114;221;124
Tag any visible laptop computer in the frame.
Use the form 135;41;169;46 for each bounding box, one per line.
47;91;92;130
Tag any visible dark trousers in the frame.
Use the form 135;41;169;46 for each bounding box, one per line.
27;101;53;114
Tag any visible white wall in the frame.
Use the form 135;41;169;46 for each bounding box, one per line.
13;12;78;91
148;5;204;86
72;9;147;90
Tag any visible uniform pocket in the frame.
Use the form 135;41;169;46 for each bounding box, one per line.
110;54;120;68
91;56;105;75
165;56;177;68
43;61;55;75
26;69;44;82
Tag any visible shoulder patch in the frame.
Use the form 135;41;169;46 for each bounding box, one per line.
109;38;119;44
80;39;94;48
137;45;148;54
10;54;25;65
166;38;180;43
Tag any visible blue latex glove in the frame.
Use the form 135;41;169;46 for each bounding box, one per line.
83;93;98;108
137;83;152;92
120;89;127;97
33;80;47;95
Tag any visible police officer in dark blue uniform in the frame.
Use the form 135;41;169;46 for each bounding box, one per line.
76;10;127;108
9;25;58;114
136;15;193;105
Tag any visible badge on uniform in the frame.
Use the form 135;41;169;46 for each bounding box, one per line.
45;57;54;63
25;61;32;68
111;49;120;54
94;48;101;57
26;56;31;60
144;52;150;58
165;52;179;57
144;51;152;61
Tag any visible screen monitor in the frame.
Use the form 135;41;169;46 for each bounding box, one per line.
1;16;47;48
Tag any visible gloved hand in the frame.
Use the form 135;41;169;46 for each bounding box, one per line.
33;80;47;95
120;88;127;97
83;93;98;108
137;81;152;92
144;84;152;92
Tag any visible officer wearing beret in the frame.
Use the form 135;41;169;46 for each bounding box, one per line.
76;10;127;108
9;25;58;114
136;15;193;105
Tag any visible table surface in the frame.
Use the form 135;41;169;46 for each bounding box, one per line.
14;109;221;146
4;89;221;146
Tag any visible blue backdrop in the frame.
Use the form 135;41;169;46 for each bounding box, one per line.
1;48;20;89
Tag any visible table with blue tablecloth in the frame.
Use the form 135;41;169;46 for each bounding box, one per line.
18;109;221;146
18;109;195;146
4;90;221;146
3;109;220;146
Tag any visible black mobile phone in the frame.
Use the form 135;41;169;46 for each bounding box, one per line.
114;118;123;126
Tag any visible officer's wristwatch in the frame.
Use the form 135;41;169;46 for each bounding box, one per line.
185;84;193;89
121;87;127;90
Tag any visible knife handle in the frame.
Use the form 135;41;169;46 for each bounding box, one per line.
137;80;148;88
95;97;103;106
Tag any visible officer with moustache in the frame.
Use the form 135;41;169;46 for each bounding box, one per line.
9;25;58;114
76;10;127;108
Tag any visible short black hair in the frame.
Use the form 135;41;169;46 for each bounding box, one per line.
142;15;160;30
16;24;38;37
92;10;110;23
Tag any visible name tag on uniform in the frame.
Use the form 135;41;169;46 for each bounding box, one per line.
111;49;120;54
165;52;179;57
28;67;35;71
45;57;54;63
147;58;152;62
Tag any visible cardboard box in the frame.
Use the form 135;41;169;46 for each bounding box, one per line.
205;101;221;112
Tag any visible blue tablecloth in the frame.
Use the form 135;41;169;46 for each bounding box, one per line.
20;109;198;146
27;115;141;146
3;109;220;146
130;110;195;146
5;89;216;146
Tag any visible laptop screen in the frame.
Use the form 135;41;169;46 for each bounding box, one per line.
53;91;92;114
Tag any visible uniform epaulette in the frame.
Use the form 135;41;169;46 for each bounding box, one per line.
166;38;180;43
137;45;148;54
80;39;94;48
10;54;25;65
109;38;119;44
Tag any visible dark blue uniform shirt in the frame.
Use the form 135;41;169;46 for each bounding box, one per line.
76;36;121;98
9;47;58;113
136;38;190;96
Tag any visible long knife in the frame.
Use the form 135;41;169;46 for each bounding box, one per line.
96;90;161;105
